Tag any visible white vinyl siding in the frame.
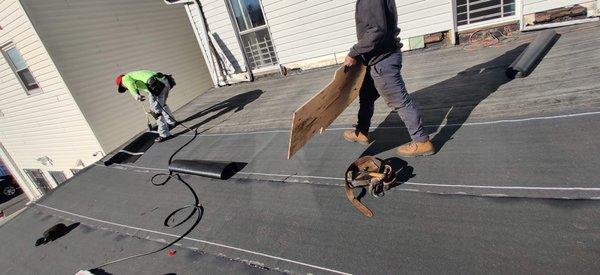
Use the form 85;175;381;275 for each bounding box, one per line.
523;0;592;14
261;0;454;65
0;0;103;199
21;0;214;152
396;0;454;38
262;0;355;64
188;0;247;77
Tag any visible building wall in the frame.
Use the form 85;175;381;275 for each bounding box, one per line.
21;0;214;152
523;0;592;14
186;0;454;72
188;0;247;78
0;0;103;199
263;0;454;65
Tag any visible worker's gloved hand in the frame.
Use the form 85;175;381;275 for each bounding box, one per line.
343;54;357;67
136;94;146;102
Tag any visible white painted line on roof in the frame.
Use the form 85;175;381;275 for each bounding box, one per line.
238;171;600;191
110;163;167;171
35;204;352;275
199;129;289;136
402;182;600;191
97;163;600;192
179;110;600;137
238;171;343;181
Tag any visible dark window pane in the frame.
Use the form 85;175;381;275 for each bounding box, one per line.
231;0;248;31
17;69;39;90
244;0;265;28
231;0;265;30
456;0;514;25
503;3;515;14
49;171;67;185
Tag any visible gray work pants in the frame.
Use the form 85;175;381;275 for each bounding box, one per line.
357;52;428;142
148;79;175;137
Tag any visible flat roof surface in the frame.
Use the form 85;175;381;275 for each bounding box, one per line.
1;23;599;274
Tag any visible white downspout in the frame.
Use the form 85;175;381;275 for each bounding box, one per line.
518;0;525;30
185;3;220;88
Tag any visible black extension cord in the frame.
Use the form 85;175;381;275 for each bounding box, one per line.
85;102;209;272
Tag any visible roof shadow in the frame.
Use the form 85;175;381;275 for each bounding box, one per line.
35;222;80;246
362;44;529;157
174;89;263;136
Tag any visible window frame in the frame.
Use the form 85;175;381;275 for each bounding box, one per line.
23;169;51;194
49;171;67;185
1;42;41;95
455;0;516;27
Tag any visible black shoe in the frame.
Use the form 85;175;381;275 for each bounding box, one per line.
154;136;171;143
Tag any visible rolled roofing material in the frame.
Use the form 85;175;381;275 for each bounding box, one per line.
506;29;559;79
169;159;237;179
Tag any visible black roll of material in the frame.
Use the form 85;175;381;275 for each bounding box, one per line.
169;159;237;179
506;29;559;79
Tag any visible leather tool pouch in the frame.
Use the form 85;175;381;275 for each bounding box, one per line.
147;76;165;97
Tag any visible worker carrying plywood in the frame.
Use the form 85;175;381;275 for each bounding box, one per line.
342;0;434;157
115;70;177;143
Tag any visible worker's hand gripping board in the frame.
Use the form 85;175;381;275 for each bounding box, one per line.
287;64;367;159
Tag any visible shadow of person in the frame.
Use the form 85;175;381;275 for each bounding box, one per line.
362;44;529;157
35;222;80;246
175;89;263;135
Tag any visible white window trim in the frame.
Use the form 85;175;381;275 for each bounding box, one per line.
1;42;42;96
457;15;520;32
23;168;52;193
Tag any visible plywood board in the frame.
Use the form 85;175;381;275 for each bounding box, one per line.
288;64;367;159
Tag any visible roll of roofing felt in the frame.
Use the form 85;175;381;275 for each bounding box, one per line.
169;159;237;179
506;29;559;79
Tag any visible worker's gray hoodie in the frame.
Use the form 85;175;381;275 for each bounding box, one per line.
349;0;402;65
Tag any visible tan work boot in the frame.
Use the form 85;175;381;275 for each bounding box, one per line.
343;130;370;145
396;140;435;157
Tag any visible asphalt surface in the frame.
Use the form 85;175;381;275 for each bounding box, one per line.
122;109;600;199
0;24;599;274
0;208;280;274
15;168;600;274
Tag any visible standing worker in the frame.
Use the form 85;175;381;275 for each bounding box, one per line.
115;70;177;143
342;0;434;157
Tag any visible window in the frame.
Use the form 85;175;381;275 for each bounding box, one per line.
2;43;40;94
70;169;81;175
241;29;277;69
230;0;266;32
24;169;51;194
49;171;67;185
228;0;277;69
456;0;516;26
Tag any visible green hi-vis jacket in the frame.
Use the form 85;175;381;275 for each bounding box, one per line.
121;70;162;98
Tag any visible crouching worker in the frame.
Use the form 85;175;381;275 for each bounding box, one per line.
115;70;177;143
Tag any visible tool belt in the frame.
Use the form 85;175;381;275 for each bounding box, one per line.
344;156;396;217
147;73;176;97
